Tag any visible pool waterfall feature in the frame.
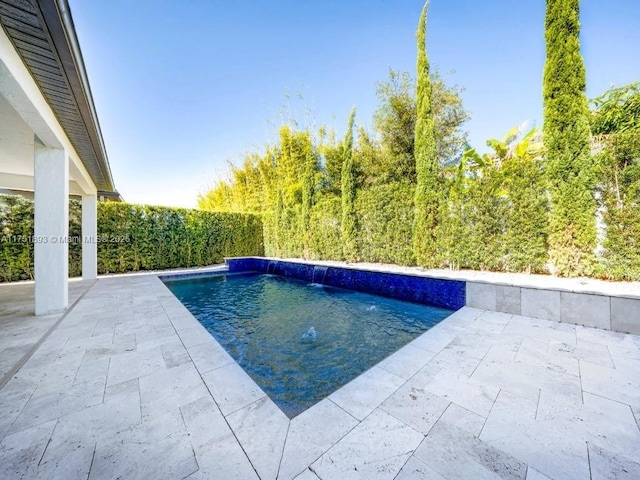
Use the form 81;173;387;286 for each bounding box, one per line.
226;258;466;310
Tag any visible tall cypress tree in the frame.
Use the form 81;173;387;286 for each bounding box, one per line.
413;1;438;267
543;0;596;276
341;107;358;261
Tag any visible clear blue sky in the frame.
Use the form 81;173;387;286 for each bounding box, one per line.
69;0;640;208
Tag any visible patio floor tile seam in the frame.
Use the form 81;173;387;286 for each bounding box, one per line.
275;418;293;479
98;357;111;405
585;439;594;480
176;406;202;478
477;387;502;439
634;409;640;433
35;418;58;469
0;280;96;391
468;343;493;377
277;401;363;480
581;387;637;416
154;279;262;480
219;390;269;419
533;388;542;420
578;357;585;404
379;394;450;439
86;442;98;479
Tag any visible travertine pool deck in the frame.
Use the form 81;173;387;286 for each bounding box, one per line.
1;270;640;479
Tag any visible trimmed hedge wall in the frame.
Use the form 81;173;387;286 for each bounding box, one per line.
356;183;415;266
0;195;263;282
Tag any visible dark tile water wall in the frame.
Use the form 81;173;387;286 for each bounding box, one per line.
226;258;465;310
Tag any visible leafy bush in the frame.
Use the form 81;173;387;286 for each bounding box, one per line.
356;182;415;265
0;195;263;281
308;197;342;260
0;195;36;281
591;83;640;280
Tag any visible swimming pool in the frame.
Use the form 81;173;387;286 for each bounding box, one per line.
163;270;456;418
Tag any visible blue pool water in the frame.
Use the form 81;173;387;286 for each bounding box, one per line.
164;272;453;417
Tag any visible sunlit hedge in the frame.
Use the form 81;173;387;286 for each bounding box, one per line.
0;195;263;281
356;183;415;266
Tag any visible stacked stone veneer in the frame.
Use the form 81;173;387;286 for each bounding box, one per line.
466;282;640;335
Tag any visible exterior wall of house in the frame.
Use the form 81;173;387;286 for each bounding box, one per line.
1;26;98;314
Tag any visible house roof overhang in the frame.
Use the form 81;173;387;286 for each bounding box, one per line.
0;0;121;200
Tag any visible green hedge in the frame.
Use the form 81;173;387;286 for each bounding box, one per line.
436;174;507;271
436;154;548;273
308;197;342;260
0;195;263;281
597;130;640;280
0;195;37;281
356;183;415;265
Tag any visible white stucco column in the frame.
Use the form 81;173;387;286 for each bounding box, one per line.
82;194;97;280
34;142;68;315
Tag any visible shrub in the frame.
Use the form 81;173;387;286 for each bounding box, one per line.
0;195;263;281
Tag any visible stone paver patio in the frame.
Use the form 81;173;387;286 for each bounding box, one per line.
1;271;640;479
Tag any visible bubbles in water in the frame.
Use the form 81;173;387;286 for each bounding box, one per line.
302;326;317;342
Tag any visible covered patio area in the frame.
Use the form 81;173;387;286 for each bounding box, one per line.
0;0;120;315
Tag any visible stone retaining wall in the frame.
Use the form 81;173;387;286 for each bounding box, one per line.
466;282;640;335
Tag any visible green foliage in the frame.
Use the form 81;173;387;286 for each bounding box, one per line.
437;145;506;270
97;203;262;273
368;69;469;185
301;134;316;258
591;82;640;135
341;107;358;261
437;126;548;272
357;183;415;265
500;130;549;272
439;173;507;271
413;1;439;267
0;195;35;281
543;0;596;276
194;4;638;281
68;200;83;278
319;140;344;195
592;83;640;280
373;70;417;183
308;197;343;260
0;195;263;281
